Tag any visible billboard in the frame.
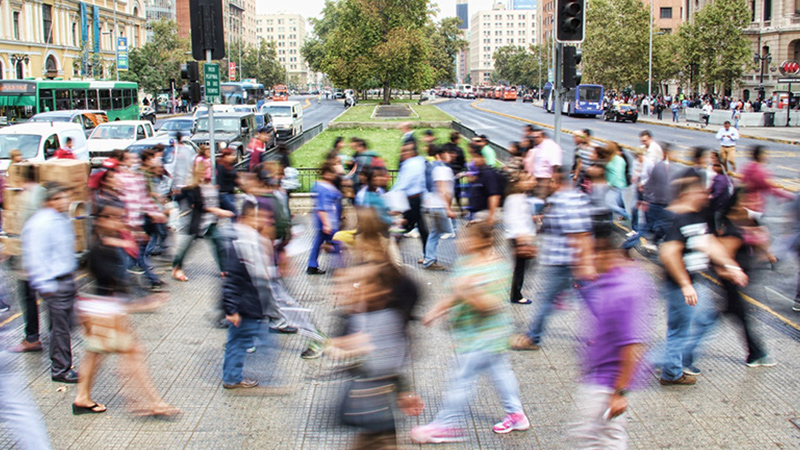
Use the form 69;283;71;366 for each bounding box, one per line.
508;0;537;10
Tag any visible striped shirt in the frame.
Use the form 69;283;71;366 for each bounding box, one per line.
539;189;593;266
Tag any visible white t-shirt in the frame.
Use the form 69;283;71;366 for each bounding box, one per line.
424;164;454;209
503;193;537;239
645;141;663;164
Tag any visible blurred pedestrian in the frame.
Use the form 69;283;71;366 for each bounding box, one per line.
54;137;76;159
441;131;466;212
504;172;537;304
467;146;503;226
21;182;79;383
216;147;239;217
412;222;529;444
307;161;343;275
0;351;52;449
390;141;429;263
422;146;455;271
525;128;563;199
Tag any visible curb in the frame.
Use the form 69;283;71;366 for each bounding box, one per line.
156;113;185;120
468;100;799;193
637;117;800;146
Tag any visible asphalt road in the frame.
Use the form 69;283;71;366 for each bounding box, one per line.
438;97;800;331
439;98;800;189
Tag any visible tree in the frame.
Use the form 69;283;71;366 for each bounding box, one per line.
120;20;188;96
678;0;751;93
651;32;682;93
582;0;649;90
301;0;343;74
427;17;468;85
492;43;550;88
240;40;286;88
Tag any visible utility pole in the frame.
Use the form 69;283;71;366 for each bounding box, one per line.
207;49;216;184
554;42;563;148
648;0;653;100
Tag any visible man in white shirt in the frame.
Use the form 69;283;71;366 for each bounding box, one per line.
701;101;714;127
422;148;455;270
639;130;663;165
715;120;740;173
524;128;563;199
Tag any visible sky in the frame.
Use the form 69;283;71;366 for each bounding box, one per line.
257;0;499;31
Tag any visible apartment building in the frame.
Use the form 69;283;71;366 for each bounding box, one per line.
144;0;175;42
469;3;538;85
0;0;146;79
256;13;308;86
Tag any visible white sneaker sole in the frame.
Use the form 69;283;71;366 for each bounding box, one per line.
492;419;531;434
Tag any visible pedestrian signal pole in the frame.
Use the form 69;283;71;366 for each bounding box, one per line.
554;0;585;149
554;43;563;148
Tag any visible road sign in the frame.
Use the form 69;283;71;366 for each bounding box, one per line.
116;37;128;71
229;62;236;81
777;78;800;84
204;63;221;104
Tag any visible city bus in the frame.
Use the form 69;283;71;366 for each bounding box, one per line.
543;83;605;117
272;84;289;101
221;80;267;107
502;86;518;101
0;80;140;125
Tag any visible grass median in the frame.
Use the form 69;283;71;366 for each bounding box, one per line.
333;105;455;123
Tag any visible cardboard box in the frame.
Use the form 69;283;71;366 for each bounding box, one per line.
73;219;88;253
1;210;22;235
69;186;89;203
2;188;24;211
38;160;89;187
5;162;38;188
1;236;21;256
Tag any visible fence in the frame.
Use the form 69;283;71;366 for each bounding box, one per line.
234;122;325;172
294;168;399;193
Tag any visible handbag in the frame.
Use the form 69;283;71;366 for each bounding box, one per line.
339;373;398;431
76;294;135;354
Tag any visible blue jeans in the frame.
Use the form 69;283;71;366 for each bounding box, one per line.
128;241;160;285
527;265;576;344
623;203;669;249
0;352;52;449
672;110;679;122
219;193;238;219
307;229;340;269
145;222;168;255
432;350;523;427
605;187;630;221
222;317;276;385
662;279;716;381
423;208;452;267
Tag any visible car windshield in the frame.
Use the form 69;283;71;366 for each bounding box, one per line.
264;105;292;117
91;125;135;140
128;143;176;164
0;134;41;159
195;118;239;133
30;115;70;123
161;120;192;131
620;105;636;111
579;87;603;102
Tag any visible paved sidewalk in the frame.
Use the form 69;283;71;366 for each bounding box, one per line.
1;215;800;449
636;115;800;146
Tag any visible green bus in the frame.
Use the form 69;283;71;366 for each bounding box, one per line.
0;80;140;125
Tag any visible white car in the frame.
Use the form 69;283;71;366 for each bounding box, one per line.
192;104;234;120
88;120;154;164
0;122;88;172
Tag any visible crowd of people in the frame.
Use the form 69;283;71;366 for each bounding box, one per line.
0;115;798;449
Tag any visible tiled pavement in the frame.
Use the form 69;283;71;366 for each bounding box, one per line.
2;214;800;449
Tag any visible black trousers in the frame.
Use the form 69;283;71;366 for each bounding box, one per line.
510;239;533;302
45;277;76;377
18;280;39;343
403;195;429;254
721;278;767;362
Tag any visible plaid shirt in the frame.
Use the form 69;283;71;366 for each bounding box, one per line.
539;188;593;266
117;169;160;229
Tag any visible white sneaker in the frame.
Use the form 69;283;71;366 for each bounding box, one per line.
641;243;658;252
441;233;455;240
405;229;420;238
625;230;637;238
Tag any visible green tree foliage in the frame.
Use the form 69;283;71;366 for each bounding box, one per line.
301;0;342;75
652;32;682;92
679;0;752;92
120;20;188;96
492;43;551;87
582;0;649;90
240;39;286;88
428;17;468;85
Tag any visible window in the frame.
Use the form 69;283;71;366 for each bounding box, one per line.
72;90;86;109
55;89;71;110
44;134;60;155
123;89;133;108
660;28;672;34
112;89;123;109
99;89;112;110
72;23;78;46
764;0;772;21
42;5;53;43
660;7;672;19
13;11;20;40
39;89;54;112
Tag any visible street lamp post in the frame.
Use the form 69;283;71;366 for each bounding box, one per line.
11;54;30;79
648;0;653;101
754;50;772;102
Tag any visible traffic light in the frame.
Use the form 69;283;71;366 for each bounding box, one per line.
181;82;201;104
562;46;582;89
556;0;585;43
190;0;225;60
181;61;199;81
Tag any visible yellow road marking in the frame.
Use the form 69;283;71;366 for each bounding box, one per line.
778;165;800;173
303;98;311;109
611;222;800;332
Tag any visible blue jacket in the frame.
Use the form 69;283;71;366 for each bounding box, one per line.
221;225;273;319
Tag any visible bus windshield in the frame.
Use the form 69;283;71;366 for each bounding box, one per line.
0;134;41;159
579;86;603;102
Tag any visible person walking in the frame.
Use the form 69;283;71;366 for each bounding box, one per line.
511;168;595;350
441;131;466;213
524;128;563;200
716;121;739;173
0;350;52;449
504;173;537;304
422;147;455;271
412;222;530;444
21;182;79;383
390;141;429;262
467;146;504;226
658;178;749;386
216;148;239;217
307;161;343;275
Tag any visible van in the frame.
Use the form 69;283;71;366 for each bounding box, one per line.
0;122;89;172
260;101;303;140
29;110;109;137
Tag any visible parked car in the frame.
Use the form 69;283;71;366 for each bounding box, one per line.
29;110;108;137
0;122;89;171
190;112;256;161
88;120;155;165
522;94;533;103
261;101;303;140
126;134;200;180
603;103;639;123
157;117;194;136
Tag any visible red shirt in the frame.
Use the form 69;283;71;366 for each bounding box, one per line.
53;148;76;159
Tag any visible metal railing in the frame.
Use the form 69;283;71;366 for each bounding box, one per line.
450;121;510;162
234;122;324;172
294;168;399;193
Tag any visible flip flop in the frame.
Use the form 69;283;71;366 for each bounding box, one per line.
510;334;541;351
511;298;533;305
171;269;189;282
72;403;107;415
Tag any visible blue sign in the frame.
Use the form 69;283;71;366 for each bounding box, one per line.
117;37;128;71
92;6;100;54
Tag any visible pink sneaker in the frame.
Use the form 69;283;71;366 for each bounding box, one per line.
410;423;466;444
492;412;530;434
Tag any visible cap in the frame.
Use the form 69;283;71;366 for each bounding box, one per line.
42;181;70;201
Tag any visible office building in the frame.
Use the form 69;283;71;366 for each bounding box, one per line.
508;0;536;10
469;3;537;85
0;0;146;80
456;0;469;29
144;0;176;42
256;13;308;86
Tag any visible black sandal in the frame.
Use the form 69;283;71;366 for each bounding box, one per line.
72;403;107;415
